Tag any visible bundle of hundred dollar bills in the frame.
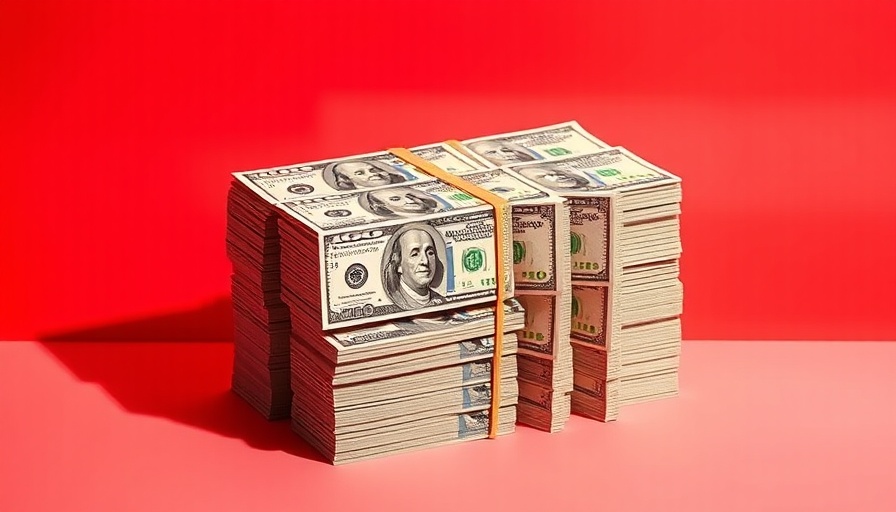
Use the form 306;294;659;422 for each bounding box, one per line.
405;143;575;432
456;122;684;422
225;120;683;463
229;147;521;463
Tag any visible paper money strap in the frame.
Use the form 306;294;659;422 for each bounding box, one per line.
389;148;510;439
445;140;492;168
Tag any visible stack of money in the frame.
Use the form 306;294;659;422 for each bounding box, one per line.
225;120;684;458
407;143;574;432
458;121;682;421
460;121;610;168
284;298;524;464
232;150;518;463
500;147;683;421
225;182;292;419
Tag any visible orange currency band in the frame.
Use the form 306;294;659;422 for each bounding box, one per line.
388;147;510;439
444;140;492;168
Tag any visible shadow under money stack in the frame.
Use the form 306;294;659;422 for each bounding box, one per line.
503;147;683;421
410;142;576;432
234;150;518;463
225;182;292;419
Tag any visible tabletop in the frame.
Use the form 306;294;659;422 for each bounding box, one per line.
2;340;894;511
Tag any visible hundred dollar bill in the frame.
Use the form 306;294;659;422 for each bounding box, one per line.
503;147;681;282
460;168;550;199
412;145;571;293
517;380;570;418
516;294;572;359
517;396;571;433
458;169;568;291
572;374;620;420
276;179;486;231
328;355;518;406
502;147;681;195
571;285;609;346
332;380;519;432
233;151;438;204
409;142;484;174
517;350;574;391
320;299;525;362
329;335;519;386
319;211;505;330
459;120;610;167
384;147;518;298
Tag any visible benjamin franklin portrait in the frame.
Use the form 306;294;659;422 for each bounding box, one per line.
381;223;447;310
467;139;538;166
322;159;409;191
359;187;443;217
513;163;591;191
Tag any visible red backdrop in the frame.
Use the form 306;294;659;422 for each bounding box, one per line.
1;0;894;341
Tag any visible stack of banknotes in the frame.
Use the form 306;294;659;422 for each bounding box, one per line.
458;123;684;421
226;182;292;419
231;150;521;463
405;143;575;432
225;121;683;463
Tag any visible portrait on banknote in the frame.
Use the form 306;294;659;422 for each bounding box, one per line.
467;139;539;165
513;163;591;191
322;159;410;190
459;338;494;358
359;187;443;217
381;223;447;310
463;361;492;381
458;411;489;437
463;385;491;407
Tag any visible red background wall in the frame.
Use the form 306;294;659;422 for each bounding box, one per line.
1;0;894;341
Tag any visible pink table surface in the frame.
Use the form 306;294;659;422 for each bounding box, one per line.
2;340;894;511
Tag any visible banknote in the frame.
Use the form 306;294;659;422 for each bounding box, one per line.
306;406;517;464
233;151;437;204
510;204;567;290
387;147;518;300
324;299;525;352
573;372;612;400
277;179;485;231
517;355;553;388
457;168;550;200
570;285;608;346
516;294;560;357
567;196;610;282
518;379;561;412
457;410;495;438
332;381;516;431
329;334;519;387
460;121;609;167
502;147;681;195
320;211;503;329
517;353;572;390
517;395;570;433
321;360;509;407
410;142;484;174
420;165;568;291
327;354;518;406
457;169;566;290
